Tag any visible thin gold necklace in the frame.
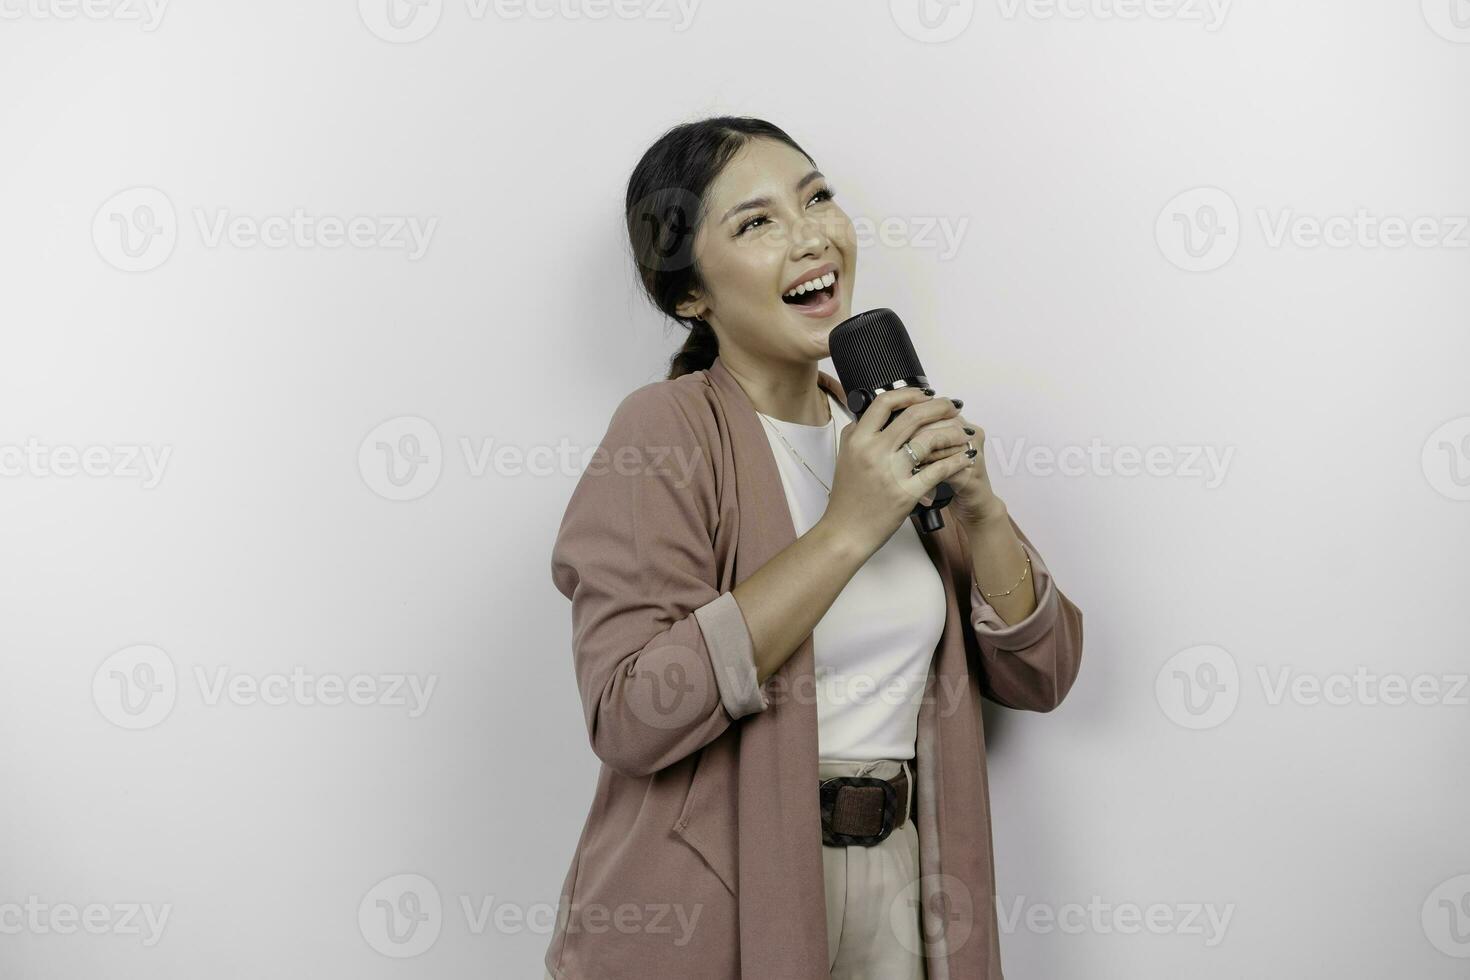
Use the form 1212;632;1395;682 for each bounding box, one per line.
757;395;837;495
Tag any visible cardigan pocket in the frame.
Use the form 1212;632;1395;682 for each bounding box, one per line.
671;749;738;897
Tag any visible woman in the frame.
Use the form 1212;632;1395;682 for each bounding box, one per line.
543;116;1083;980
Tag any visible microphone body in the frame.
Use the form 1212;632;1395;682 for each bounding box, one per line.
828;308;956;533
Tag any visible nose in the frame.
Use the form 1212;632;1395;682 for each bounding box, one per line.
790;212;828;258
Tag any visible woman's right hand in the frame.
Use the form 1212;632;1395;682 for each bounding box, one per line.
819;387;975;559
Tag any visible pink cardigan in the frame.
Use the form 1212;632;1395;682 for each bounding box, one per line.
546;355;1084;979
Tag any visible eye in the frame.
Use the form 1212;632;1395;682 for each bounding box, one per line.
735;186;836;237
736;214;769;236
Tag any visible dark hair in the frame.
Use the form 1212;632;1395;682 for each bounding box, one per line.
624;116;816;379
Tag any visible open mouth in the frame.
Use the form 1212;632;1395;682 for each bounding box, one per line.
781;269;839;310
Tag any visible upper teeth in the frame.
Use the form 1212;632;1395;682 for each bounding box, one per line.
785;271;836;298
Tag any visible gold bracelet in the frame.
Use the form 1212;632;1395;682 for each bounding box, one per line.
981;553;1031;599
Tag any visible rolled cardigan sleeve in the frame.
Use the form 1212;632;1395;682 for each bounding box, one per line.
693;591;769;719
550;384;768;778
963;515;1084;712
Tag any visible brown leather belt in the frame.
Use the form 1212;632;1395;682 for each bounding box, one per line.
818;766;911;847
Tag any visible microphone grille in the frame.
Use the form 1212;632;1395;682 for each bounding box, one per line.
828;308;928;392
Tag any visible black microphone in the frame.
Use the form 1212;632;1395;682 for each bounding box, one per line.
828;308;957;534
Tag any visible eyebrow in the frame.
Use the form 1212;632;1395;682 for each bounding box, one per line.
721;170;825;225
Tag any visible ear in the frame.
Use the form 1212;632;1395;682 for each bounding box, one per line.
674;289;707;322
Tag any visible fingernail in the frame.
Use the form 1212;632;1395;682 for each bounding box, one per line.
963;426;975;435
965;447;977;458
922;387;935;395
950;398;964;409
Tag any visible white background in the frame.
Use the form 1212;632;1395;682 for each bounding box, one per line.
2;0;1467;977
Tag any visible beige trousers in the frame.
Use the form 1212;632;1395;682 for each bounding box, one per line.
819;757;927;980
542;757;926;980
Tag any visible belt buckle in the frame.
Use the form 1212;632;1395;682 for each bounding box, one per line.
819;774;898;847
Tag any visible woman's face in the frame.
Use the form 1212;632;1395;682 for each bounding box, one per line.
677;137;857;364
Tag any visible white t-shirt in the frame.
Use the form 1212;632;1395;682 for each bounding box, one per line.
755;390;948;762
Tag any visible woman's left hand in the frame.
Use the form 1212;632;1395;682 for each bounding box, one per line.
913;396;1007;531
